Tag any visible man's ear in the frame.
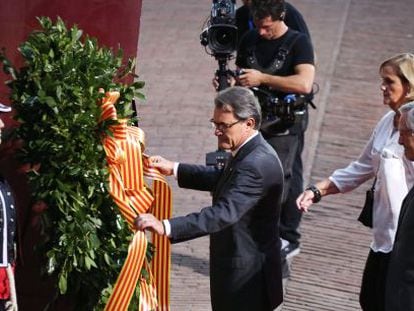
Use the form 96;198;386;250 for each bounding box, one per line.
246;118;256;128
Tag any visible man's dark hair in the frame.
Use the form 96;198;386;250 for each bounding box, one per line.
251;0;286;21
214;86;262;130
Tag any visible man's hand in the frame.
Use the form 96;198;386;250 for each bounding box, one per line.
134;214;165;235
237;68;263;87
148;156;174;176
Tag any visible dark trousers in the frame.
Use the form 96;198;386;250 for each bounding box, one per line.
264;130;305;245
359;249;390;311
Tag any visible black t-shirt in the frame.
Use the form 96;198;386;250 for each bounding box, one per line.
235;28;314;134
236;29;314;93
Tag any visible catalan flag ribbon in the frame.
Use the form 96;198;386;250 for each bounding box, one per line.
99;91;172;311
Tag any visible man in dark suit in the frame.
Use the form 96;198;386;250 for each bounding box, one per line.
135;86;284;311
385;102;414;311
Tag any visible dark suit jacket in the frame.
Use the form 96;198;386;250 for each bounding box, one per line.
169;133;284;311
385;185;414;311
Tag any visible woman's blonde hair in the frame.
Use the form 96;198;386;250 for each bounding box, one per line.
380;53;414;102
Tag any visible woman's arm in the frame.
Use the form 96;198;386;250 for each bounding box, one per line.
296;179;340;212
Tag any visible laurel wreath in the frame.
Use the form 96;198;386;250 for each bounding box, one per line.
0;17;148;309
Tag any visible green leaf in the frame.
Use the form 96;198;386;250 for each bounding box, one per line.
85;256;97;270
72;28;83;43
59;272;68;294
132;80;145;88
135;92;146;101
56;85;62;101
45;96;57;107
104;253;111;265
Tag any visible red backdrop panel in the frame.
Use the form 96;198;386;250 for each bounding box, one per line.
0;0;142;106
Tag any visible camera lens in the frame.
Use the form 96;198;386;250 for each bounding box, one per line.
208;24;237;54
214;28;232;45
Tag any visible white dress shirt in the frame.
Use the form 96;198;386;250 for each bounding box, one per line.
329;110;414;253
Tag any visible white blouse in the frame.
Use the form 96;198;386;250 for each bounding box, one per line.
329;110;414;253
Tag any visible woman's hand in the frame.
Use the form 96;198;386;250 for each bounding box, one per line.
296;190;315;212
296;180;339;212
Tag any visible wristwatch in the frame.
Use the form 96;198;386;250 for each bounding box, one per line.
306;185;322;203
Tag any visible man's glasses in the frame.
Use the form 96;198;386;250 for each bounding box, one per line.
210;118;242;131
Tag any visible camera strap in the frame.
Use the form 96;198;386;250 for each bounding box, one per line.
246;29;301;74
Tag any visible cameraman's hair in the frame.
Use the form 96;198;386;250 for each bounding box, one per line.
399;102;414;132
380;53;414;102
214;86;262;130
251;0;286;22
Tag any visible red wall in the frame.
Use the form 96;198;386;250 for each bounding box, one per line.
0;0;142;107
0;0;143;309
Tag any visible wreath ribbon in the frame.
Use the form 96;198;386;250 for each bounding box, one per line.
99;91;172;310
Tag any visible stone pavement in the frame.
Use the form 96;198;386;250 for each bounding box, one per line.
136;0;414;310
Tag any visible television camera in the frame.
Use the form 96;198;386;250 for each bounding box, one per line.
200;0;238;91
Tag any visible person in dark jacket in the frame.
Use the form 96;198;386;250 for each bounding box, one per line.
134;87;284;311
385;101;414;311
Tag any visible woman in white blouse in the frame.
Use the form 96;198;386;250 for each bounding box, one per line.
296;53;414;311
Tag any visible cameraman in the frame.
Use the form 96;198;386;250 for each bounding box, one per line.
235;0;315;272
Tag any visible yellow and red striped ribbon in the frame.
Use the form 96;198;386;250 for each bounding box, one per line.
98;91;172;311
144;159;172;310
150;180;172;310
